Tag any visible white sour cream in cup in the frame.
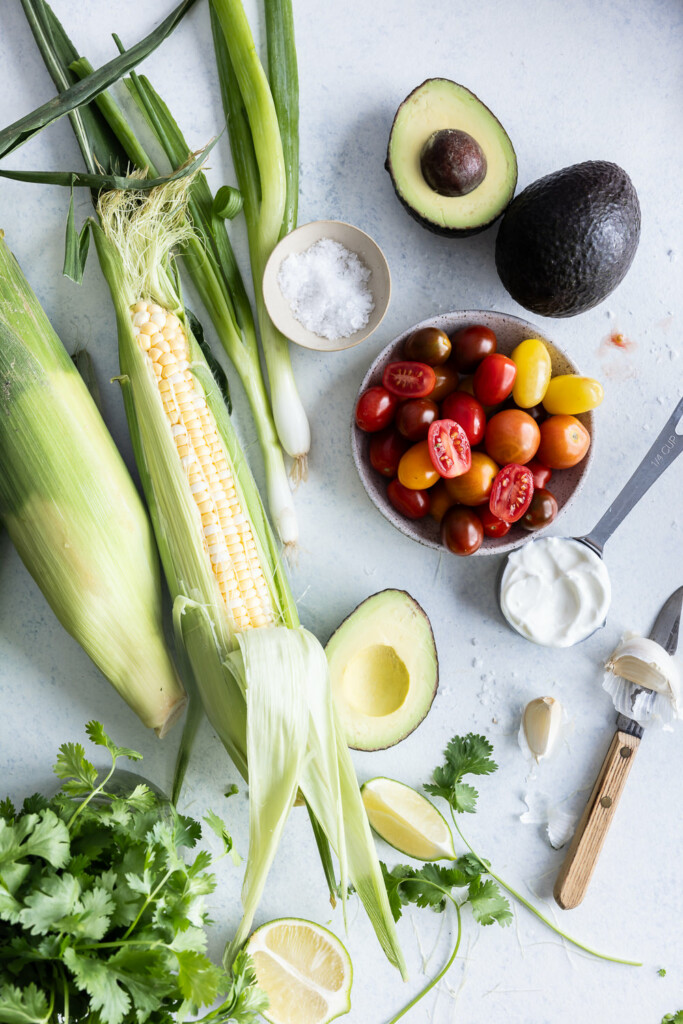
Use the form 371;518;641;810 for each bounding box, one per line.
500;537;611;647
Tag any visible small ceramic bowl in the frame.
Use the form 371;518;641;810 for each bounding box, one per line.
351;310;595;556
262;220;391;352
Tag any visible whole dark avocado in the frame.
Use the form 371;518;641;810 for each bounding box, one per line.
495;161;640;317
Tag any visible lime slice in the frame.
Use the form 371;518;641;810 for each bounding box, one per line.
361;776;456;861
247;918;352;1024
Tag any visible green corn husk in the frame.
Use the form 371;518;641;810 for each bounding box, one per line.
0;233;185;735
90;178;406;977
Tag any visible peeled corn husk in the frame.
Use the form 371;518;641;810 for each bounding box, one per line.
0;233;184;734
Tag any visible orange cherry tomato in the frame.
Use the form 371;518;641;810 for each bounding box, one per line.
485;409;541;466
429;480;458;523
537;415;590;469
397;440;441;489
444;452;499;506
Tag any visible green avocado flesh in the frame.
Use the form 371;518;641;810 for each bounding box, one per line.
386;78;517;237
326;589;438;751
495;160;641;317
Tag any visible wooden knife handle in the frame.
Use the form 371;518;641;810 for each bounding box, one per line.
554;730;640;910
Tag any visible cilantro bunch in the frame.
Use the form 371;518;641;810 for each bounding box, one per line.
0;722;267;1024
381;734;640;1024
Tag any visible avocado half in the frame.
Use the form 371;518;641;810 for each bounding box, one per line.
326;589;438;751
495;160;641;317
386;78;518;237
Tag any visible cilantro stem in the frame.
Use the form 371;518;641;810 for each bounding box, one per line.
449;814;641;967
121;867;174;940
385;898;462;1024
66;753;118;829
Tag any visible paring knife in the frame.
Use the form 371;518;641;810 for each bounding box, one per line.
554;585;683;910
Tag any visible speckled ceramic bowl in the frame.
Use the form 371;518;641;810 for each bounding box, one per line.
351;310;595;556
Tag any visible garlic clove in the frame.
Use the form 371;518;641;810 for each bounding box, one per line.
606;636;680;698
522;696;563;762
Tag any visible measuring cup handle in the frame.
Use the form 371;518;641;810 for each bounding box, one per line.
583;396;683;553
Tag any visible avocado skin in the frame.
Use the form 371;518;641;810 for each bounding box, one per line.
495;161;640;317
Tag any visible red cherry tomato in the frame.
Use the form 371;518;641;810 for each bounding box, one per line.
387;478;431;519
527;459;553;489
427;419;472;479
369;428;409;477
520;487;558;531
355;386;397;432
477;506;511;538
489;463;534;523
441;506;484;555
382;361;436;399
395;398;439;441
440;391;486;446
473;354;517;406
450;324;497;373
484;409;540;466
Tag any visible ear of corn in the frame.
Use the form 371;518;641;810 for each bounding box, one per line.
90;178;406;977
0;232;184;735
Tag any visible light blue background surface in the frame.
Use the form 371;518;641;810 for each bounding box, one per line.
1;1;682;1021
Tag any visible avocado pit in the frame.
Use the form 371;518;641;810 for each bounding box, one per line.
420;129;487;197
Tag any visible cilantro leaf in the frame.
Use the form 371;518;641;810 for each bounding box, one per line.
204;810;234;857
0;798;15;823
175;948;222;1005
19;873;81;935
214;950;269;1023
425;733;498;815
53;742;98;795
457;852;491;878
662;1014;683;1024
0;982;51;1024
85;721;143;763
467;877;512;927
63;949;132;1024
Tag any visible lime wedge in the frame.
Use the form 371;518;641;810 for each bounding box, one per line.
361;776;456;861
247;918;352;1024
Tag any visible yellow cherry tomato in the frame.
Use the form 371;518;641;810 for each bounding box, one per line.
511;338;552;408
542;375;604;415
397;440;440;489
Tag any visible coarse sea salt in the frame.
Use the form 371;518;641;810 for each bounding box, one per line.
277;237;374;341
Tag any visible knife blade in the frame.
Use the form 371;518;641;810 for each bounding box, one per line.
616;584;683;737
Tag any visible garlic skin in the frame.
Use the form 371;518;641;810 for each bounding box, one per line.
521;697;563;762
603;635;681;725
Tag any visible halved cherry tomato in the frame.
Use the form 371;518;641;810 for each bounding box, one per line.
477;506;511;538
527;459;552;489
429;480;458;523
383;361;436;398
395;398;439;441
369;428;409;477
537;415;590;469
431;363;459;401
441;506;484;555
387;479;430;519
450;325;497;373
489;463;534;523
355;386;397;432
521;487;558;531
404;327;452;365
427;419;471;479
441;391;486;446
511;338;552;409
398;440;440;489
542;375;604;415
485;409;540;465
473;354;517;406
445;452;498;506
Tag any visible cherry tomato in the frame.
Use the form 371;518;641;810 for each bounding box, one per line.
369;428;409;477
428;419;471;479
431;363;459;401
450;325;497;373
542;375;604;415
395;398;439;441
473;354;517;406
511;338;552;409
441;391;486;446
398;440;440;489
387;479;430;519
537;415;590;469
445;452;498;506
404;327;452;365
526;403;548;424
489;463;534;523
383;361;436;399
355;386;397;432
521;487;558;531
477;505;511;538
484;409;540;466
429;480;458;523
441;506;484;556
527;459;553;489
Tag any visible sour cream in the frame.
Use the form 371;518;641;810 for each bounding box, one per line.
500;537;611;647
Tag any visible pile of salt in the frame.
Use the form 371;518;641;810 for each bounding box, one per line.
277;237;375;341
